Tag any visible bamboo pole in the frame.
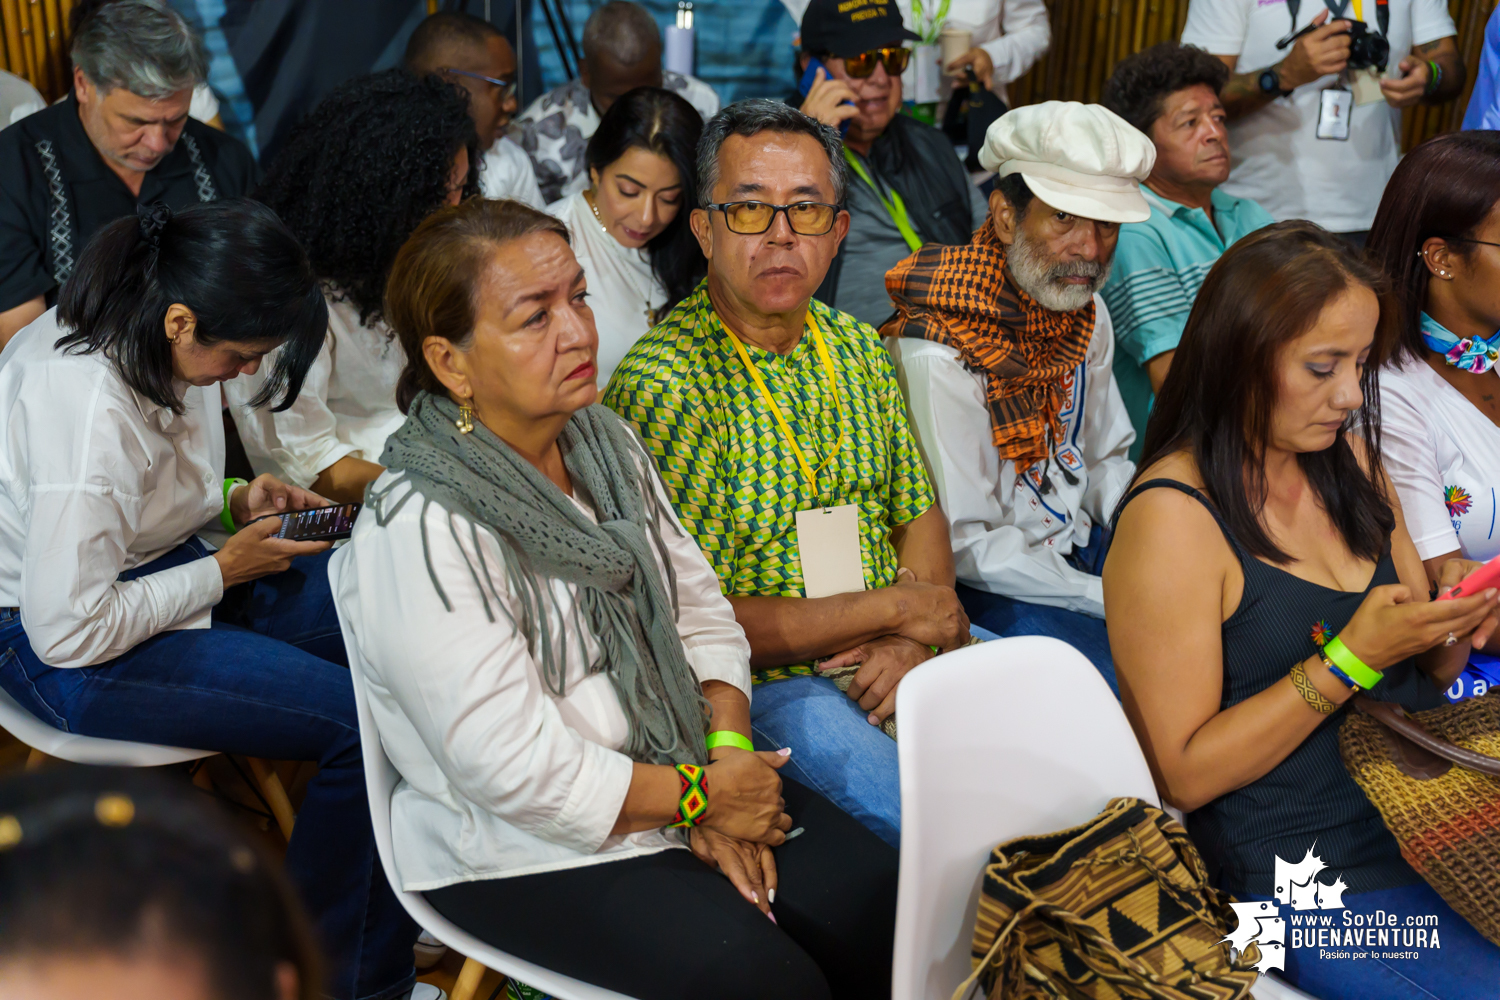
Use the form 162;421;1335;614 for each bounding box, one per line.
40;0;64;98
25;0;51;97
0;0;28;78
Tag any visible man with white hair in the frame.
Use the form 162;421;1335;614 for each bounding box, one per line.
0;0;254;347
881;102;1147;692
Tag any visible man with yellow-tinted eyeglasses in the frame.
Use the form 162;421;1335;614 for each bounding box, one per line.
794;0;989;327
603;99;972;849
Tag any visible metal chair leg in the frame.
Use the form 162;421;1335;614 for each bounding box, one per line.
449;956;489;1000
247;756;296;840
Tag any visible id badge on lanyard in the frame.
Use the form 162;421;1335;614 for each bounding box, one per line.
722;313;865;598
1317;86;1353;140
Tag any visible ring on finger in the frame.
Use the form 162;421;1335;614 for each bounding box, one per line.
1445;631;1458;647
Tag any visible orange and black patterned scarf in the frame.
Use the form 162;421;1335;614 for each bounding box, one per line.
880;220;1095;471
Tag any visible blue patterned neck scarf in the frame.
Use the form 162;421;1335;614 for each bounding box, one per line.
1421;311;1500;374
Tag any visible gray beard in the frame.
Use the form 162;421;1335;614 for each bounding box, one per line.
1006;228;1113;314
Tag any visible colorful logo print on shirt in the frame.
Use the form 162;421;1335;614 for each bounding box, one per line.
1310;619;1333;648
1445;485;1474;519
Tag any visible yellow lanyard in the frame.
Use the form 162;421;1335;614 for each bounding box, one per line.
722;312;846;497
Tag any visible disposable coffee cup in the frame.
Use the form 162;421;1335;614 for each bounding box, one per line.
940;27;973;76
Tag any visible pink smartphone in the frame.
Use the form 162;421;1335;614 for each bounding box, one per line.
1438;553;1500;601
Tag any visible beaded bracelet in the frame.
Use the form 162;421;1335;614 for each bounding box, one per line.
1319;649;1362;692
668;764;709;828
1290;659;1339;715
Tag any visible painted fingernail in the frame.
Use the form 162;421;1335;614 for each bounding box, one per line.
751;891;759;903
768;911;778;924
769;888;776;904
778;747;792;756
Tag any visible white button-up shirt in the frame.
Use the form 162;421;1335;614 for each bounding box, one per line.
226;295;406;488
884;294;1135;618
0;308;225;667
335;465;751;891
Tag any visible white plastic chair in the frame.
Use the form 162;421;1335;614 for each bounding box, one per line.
328;547;638;1000
0;684;211;767
0;658;300;839
892;636;1172;1000
890;636;1319;1000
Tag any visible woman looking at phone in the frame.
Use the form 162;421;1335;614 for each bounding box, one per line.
549;86;704;387
0;201;423;1000
334;198;897;1000
1104;221;1500;998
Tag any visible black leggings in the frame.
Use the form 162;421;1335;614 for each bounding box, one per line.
426;777;898;1000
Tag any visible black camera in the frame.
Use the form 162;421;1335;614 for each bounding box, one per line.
1345;21;1391;71
1276;18;1390;72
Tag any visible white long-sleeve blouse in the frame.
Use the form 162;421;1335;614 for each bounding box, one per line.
0;308;225;667
334;461;752;891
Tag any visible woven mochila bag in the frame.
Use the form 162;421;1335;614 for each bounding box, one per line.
955;797;1259;1000
1339;691;1500;945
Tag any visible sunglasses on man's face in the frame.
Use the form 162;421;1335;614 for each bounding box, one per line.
840;47;911;79
707;201;840;236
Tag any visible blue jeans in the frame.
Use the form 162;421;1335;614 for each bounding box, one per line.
954;524;1117;694
956;584;1117;696
750;676;902;848
0;541;417;1000
1249;882;1500;999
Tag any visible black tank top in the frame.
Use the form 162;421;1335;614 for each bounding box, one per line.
1116;479;1443;897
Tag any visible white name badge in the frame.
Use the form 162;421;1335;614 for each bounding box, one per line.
1350;67;1385;106
1316;88;1353;141
795;504;866;599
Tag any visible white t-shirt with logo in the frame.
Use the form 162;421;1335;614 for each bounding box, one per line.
1181;0;1456;232
1380;355;1500;563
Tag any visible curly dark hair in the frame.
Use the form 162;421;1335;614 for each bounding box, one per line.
255;68;480;327
1101;42;1230;136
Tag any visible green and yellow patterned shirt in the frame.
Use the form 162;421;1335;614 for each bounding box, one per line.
603;284;935;677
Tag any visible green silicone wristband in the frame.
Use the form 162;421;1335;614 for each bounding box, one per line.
705;731;755;753
1324;636;1382;690
220;478;248;534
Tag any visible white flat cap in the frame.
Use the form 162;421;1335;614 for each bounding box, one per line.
979;102;1156;224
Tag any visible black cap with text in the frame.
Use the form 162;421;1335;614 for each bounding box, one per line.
800;0;921;60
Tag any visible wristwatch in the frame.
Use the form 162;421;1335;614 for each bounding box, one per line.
1258;67;1291;97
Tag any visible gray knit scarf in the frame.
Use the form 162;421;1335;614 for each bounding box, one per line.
371;392;709;767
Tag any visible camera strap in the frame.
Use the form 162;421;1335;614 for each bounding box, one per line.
1320;0;1389;34
1283;0;1387;42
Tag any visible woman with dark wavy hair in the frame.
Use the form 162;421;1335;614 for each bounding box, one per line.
1104;221;1500;998
549;86;705;386
225;68;478;505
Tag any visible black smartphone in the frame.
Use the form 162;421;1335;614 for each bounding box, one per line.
250;503;361;542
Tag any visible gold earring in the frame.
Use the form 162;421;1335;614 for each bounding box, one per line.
455;396;474;435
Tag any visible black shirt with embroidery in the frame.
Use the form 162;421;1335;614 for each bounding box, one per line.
0;93;256;313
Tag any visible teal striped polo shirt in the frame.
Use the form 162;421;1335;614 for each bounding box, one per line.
1102;185;1274;458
